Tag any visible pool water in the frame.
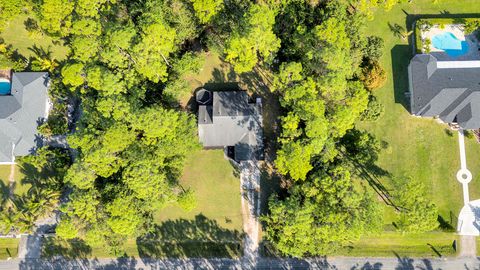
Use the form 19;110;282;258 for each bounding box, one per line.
0;81;11;95
432;32;470;57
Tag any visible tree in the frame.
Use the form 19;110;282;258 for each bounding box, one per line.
59;106;200;248
61;63;85;87
133;22;177;82
363;36;384;61
360;60;387;90
56;218;78;239
0;0;25;31
190;0;223;24
391;176;439;233
39;0;74;36
177;189;197;212
360;96;384;121
263;165;382;257
225;4;280;73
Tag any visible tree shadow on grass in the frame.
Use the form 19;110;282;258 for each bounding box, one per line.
137;214;243;259
0;180;9;206
391;45;413;112
41;237;92;259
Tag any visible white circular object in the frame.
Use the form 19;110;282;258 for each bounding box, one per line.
457;169;473;184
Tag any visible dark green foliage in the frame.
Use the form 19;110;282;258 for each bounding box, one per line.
38;103;69;136
360;96;384;121
363;36;384;61
0;148;71;234
464;19;480;35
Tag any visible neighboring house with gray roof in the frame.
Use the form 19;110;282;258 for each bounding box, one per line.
0;72;50;164
409;54;480;129
197;89;263;161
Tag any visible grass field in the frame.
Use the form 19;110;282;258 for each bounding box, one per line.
0;238;19;259
337;232;458;257
0;14;69;68
351;0;480;255
155;150;243;232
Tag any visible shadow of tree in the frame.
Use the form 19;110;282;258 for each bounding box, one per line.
351;262;383;270
41;237;93;259
0;180;9;207
136;214;243;258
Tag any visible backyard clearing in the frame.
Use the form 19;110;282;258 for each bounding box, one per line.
0;14;68;68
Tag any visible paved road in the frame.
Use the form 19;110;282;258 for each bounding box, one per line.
1;256;480;270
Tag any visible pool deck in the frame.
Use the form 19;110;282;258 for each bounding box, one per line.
420;24;480;61
0;69;11;80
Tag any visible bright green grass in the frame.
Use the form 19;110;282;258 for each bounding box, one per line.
0;238;19;259
155;149;243;232
0;14;68;67
337;232;458;257
357;0;480;228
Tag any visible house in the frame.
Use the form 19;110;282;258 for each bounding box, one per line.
196;89;263;161
409;54;480;129
0;72;50;164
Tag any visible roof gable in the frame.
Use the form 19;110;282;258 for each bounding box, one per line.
409;54;480;129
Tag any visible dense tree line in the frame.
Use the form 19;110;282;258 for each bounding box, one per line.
0;0;441;256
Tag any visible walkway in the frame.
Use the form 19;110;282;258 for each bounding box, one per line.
456;129;472;205
456;129;478;256
3;256;480;270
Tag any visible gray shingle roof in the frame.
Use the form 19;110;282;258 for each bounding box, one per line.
197;90;263;161
409;54;480;129
0;72;49;163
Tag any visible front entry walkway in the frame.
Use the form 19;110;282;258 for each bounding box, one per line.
455;129;478;256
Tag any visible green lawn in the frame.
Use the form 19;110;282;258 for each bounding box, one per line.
155;149;243;232
358;0;480;228
337;232;457;257
0;14;69;67
0;238;19;259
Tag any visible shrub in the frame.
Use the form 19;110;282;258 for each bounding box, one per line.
464;19;480;35
362;36;384;61
360;60;387;90
424;38;431;53
360;96;384;121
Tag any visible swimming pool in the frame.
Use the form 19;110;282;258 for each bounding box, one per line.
0;79;11;95
431;32;470;57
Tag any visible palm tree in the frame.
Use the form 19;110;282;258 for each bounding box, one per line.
401;30;414;41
